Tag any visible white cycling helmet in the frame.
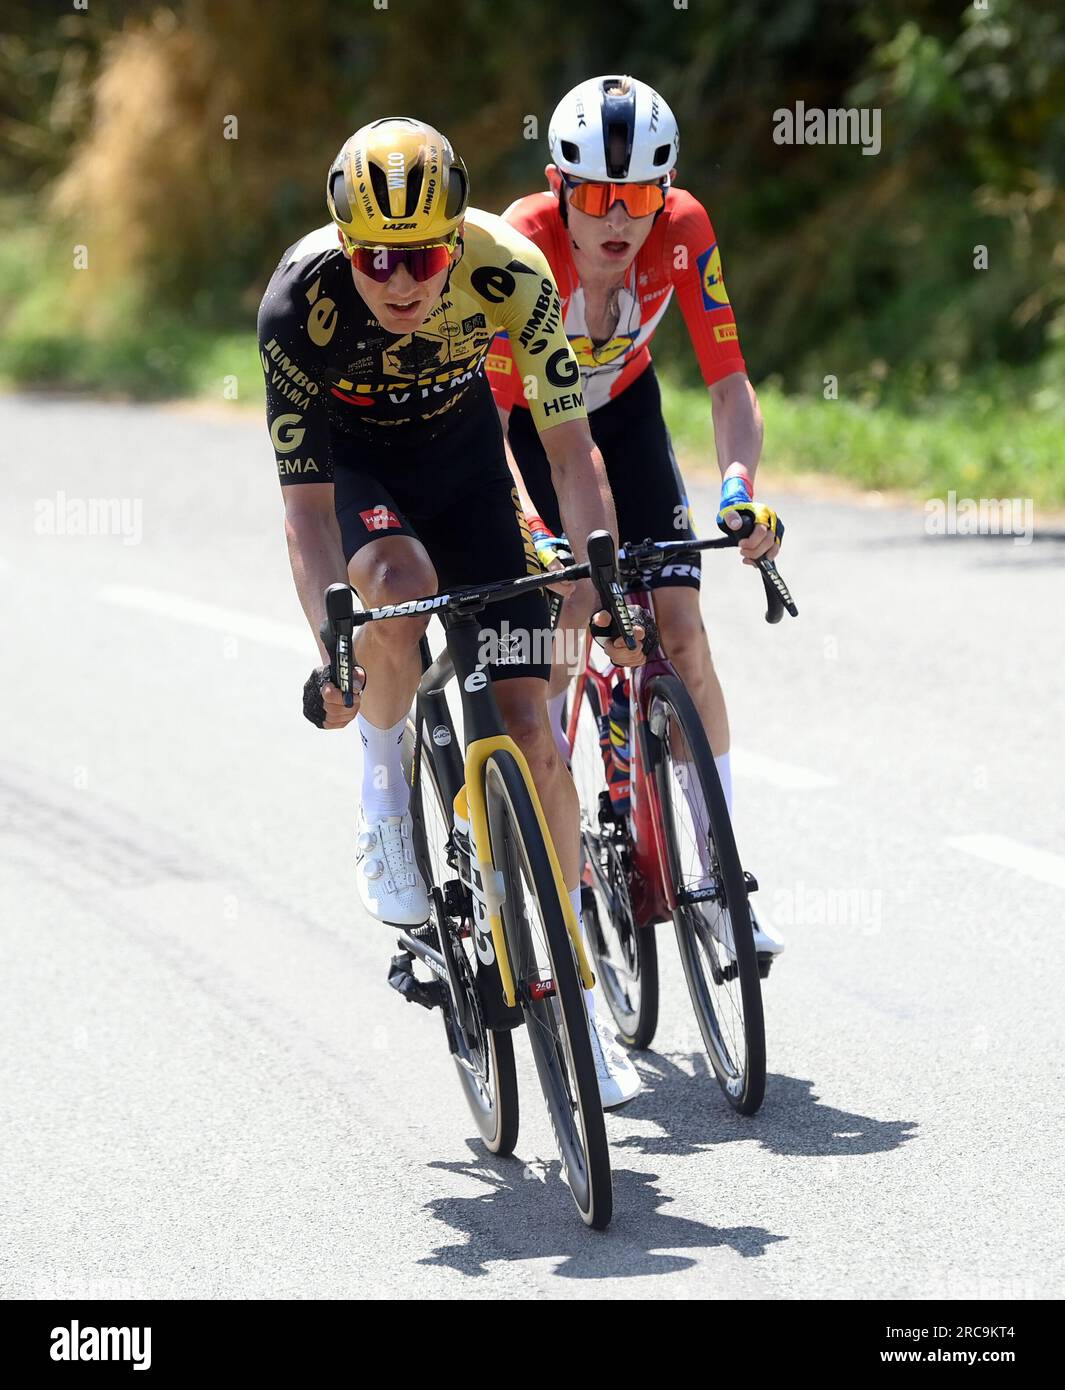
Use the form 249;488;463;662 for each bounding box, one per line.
548;75;679;182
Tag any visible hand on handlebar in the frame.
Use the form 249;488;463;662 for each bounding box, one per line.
721;503;783;565
303;663;365;729
591;609;647;667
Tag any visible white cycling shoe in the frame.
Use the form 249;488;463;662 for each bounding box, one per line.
751;904;785;960
702;899;785;973
355;809;430;927
587;1011;642;1110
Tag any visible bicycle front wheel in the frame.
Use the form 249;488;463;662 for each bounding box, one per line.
484;750;612;1230
648;674;766;1115
406;720;519;1155
570;672;659;1049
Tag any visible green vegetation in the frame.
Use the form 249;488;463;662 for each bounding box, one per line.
2;0;1062;504
659;375;1065;509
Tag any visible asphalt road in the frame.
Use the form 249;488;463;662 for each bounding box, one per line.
2;394;1062;1300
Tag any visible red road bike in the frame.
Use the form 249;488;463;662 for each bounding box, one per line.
566;532;796;1114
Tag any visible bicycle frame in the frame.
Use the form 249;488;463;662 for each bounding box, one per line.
410;612;595;1008
569;581;676;928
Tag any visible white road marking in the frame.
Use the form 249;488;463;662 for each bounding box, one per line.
730;748;836;789
98;584;307;652
946;834;1065;889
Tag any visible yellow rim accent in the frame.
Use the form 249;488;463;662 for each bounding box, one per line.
463;734;595;1007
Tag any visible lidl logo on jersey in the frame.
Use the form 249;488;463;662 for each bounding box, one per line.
697;244;730;310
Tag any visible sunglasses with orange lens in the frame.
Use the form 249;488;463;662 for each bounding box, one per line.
564;177;668;218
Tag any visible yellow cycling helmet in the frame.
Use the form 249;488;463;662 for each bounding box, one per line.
326;117;470;251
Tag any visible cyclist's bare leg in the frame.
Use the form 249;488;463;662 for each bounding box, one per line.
651;585;730;755
548;583;595;697
493;676;579;888
347;535;436;726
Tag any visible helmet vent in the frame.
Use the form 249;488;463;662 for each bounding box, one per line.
444;164;468;220
560;140;580;164
652;143;672;166
605;122;630;178
368;161;390;214
404;165;422;217
329;170;352;222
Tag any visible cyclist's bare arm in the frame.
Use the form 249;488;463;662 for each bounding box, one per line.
537;417;617;563
497;404;534;512
282;482;348;662
710;370;764;487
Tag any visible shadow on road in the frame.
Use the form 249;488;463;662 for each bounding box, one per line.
418;1143;783;1279
614;1053;918;1161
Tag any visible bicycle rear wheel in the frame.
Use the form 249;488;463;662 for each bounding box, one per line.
406;721;519;1155
570;673;659;1048
647;674;766;1115
484;750;612;1229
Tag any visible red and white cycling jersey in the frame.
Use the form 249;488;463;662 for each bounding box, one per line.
487;186;746;414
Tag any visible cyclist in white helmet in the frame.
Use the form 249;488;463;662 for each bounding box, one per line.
487;75;785;964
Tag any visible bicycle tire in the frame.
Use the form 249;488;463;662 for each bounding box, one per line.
484;750;612;1229
406;721;519;1155
647;674;766;1115
570;674;659;1049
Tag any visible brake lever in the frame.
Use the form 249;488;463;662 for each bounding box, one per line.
586;530;636;650
720;511;798;623
321;582;356;706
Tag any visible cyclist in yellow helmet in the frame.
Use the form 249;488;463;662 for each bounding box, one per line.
258;117;645;1107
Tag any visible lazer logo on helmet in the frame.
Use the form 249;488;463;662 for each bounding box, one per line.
383;222;418;231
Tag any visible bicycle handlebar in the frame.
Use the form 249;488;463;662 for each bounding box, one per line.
322;527;797;638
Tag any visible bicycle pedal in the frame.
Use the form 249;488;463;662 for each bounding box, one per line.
406;921;438;944
387;952;445;1011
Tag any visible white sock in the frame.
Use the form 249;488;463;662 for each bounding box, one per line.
715;752;733;816
569;885;595;1020
357;713;410;820
548;690;570;763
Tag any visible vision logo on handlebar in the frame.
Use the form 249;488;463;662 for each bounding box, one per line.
586;530;637;651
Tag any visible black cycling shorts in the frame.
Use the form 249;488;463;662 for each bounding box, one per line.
333;397;550;682
507;362;701;591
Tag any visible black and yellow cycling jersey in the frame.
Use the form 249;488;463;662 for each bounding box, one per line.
257;207;586;485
